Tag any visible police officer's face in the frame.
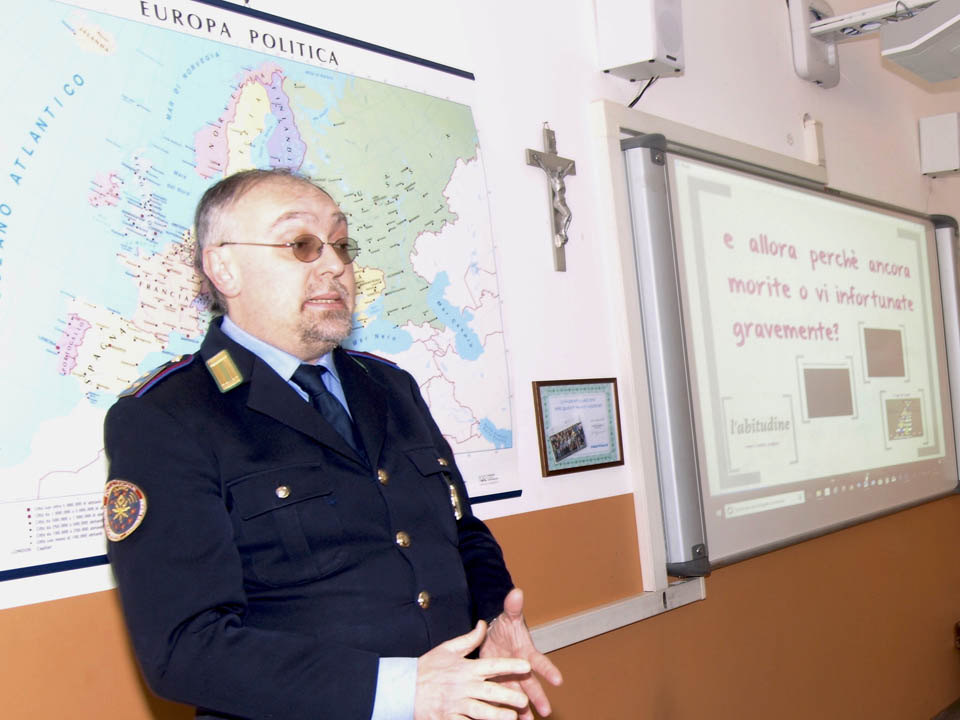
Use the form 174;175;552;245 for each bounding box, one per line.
215;178;356;361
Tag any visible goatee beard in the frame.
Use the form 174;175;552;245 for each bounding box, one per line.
299;308;353;349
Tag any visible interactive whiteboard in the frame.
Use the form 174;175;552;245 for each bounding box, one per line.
623;136;959;569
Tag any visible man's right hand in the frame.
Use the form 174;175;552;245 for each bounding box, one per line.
415;621;531;720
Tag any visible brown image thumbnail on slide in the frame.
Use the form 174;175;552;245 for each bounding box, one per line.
886;397;924;440
803;366;854;418
864;327;906;378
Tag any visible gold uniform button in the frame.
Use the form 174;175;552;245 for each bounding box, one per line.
377;468;389;485
417;591;431;609
437;457;449;467
395;531;411;548
275;485;291;499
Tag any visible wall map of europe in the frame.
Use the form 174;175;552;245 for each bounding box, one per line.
0;1;513;601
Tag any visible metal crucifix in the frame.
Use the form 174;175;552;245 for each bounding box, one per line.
526;123;576;271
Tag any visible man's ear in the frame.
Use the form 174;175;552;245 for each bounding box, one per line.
203;246;241;300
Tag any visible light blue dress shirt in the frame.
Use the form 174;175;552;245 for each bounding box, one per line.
221;316;418;720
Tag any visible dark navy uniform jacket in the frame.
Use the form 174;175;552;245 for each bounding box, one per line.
105;318;512;720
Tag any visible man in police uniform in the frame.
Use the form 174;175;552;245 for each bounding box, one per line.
104;169;561;720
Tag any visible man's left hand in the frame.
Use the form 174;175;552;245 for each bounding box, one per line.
479;588;563;719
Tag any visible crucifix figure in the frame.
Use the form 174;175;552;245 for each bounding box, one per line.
526;123;576;271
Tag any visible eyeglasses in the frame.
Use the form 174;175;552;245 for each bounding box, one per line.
220;235;360;264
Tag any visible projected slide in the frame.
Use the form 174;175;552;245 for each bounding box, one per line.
667;157;949;502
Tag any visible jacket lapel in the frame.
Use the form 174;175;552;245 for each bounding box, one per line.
335;349;387;468
246;361;361;460
200;320;363;462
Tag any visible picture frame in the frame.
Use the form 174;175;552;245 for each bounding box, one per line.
532;378;624;476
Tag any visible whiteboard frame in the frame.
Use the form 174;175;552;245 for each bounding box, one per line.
589;99;960;577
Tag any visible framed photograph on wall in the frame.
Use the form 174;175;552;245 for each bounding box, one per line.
532;378;624;476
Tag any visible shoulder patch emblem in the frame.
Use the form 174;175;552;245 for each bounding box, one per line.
103;480;147;541
119;355;194;398
345;349;398;369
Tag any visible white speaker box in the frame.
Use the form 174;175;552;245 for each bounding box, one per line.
919;113;960;176
595;0;684;81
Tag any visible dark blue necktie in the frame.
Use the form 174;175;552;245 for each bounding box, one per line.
292;364;365;458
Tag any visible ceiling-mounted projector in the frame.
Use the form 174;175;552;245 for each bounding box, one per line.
881;0;960;82
790;0;960;86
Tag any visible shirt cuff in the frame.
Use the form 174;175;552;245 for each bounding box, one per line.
370;657;418;720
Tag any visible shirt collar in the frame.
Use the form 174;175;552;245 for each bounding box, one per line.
220;315;342;385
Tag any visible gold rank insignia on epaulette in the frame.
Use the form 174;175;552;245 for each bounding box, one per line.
447;480;464;520
205;349;243;392
118;355;192;398
345;349;398;372
440;458;464;520
348;354;369;374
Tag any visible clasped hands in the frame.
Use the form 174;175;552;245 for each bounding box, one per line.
415;588;563;720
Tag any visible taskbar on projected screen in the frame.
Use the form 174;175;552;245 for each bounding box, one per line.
709;457;954;522
702;457;956;564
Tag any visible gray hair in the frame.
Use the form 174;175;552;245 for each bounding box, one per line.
192;168;330;315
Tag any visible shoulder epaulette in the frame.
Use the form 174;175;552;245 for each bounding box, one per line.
118;355;195;398
345;349;398;371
